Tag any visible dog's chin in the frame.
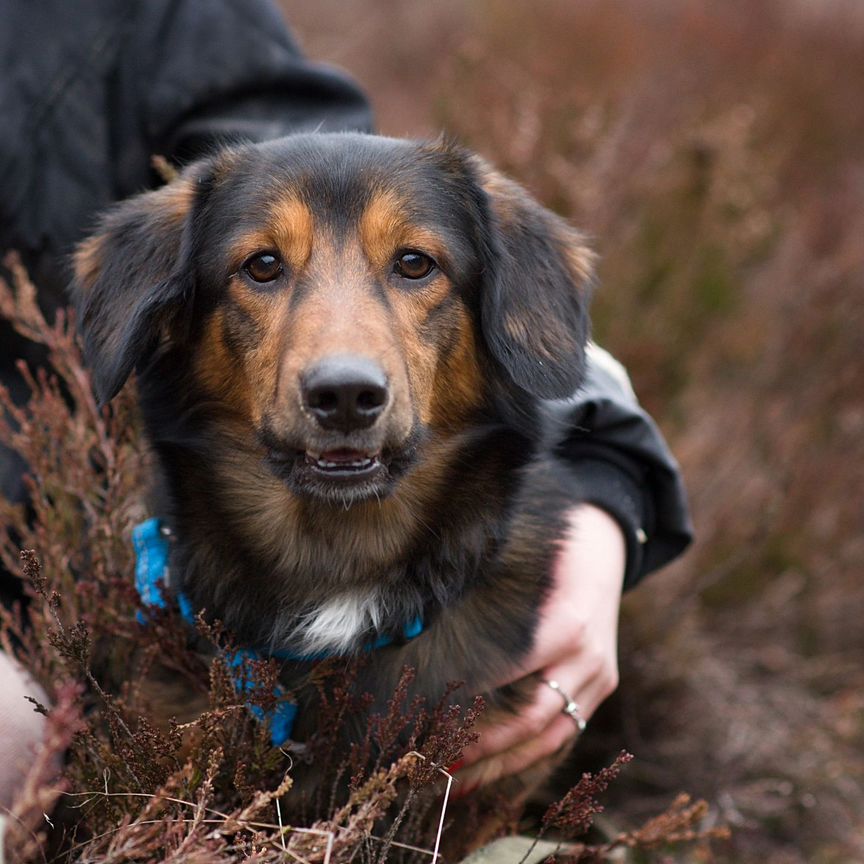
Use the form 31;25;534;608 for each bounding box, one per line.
264;444;417;506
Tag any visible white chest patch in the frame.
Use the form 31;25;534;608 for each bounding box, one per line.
297;588;386;654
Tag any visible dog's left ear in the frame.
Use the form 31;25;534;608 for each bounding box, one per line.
471;157;595;400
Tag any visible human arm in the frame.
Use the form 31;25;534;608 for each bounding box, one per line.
459;345;692;787
550;342;693;589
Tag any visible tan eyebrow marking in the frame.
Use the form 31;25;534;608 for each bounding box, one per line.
360;189;448;271
269;197;315;271
230;197;316;274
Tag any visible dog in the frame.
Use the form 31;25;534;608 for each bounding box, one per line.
72;132;595;799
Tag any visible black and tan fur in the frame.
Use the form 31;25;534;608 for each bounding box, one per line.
73;133;595;796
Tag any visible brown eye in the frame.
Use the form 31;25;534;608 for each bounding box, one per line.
243;252;283;283
394;251;436;280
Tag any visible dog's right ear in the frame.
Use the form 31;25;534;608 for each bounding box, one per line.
72;168;206;404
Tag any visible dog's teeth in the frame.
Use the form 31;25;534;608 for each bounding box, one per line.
313;457;374;470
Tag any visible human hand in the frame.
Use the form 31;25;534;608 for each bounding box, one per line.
457;504;626;789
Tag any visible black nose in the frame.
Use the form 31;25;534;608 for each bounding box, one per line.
301;356;389;432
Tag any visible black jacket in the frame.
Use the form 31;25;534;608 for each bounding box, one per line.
0;0;691;585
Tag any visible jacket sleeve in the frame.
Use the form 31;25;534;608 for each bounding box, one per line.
544;344;693;589
112;0;373;197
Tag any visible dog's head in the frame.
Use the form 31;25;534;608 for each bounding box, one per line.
73;134;594;506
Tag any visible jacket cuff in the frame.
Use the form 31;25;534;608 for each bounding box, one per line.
564;457;652;591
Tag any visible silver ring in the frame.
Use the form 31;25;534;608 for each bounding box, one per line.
543;679;587;732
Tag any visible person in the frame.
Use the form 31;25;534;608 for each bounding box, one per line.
0;0;692;805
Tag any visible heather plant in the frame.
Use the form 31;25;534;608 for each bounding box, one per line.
0;253;477;861
0;256;727;862
277;1;864;859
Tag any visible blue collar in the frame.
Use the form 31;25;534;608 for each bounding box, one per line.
132;518;423;746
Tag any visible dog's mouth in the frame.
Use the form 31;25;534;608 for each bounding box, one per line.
262;432;421;505
303;448;382;478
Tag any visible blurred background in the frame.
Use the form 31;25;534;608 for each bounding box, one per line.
278;1;864;861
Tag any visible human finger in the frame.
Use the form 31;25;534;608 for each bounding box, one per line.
457;711;581;792
462;673;583;766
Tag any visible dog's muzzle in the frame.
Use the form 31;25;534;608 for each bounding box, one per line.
262;354;418;502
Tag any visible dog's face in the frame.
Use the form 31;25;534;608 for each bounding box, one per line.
74;134;594;507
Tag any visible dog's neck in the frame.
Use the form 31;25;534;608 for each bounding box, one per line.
154;422;521;654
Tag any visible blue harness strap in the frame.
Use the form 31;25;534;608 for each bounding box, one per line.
132;518;423;747
133;518;299;745
133;518;194;621
223;648;299;747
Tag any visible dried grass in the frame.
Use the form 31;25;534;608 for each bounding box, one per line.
281;1;864;860
0;257;723;862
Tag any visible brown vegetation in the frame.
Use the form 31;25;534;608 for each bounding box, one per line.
2;0;862;860
280;0;864;861
0;261;723;861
